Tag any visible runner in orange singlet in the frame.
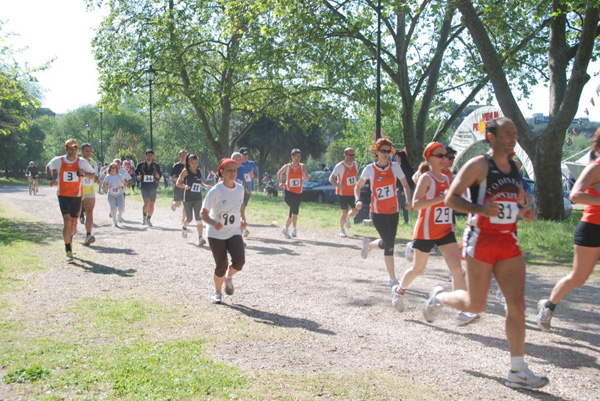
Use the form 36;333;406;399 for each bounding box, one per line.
46;139;96;263
354;138;412;292
277;148;309;239
393;142;478;326
537;129;600;332
329;147;359;237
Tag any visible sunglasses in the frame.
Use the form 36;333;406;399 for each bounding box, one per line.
346;153;355;157
448;156;455;161
430;153;449;159
378;149;392;154
68;146;79;150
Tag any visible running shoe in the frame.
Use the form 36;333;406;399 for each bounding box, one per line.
291;227;297;237
360;238;370;259
281;227;291;239
423;284;446;323
210;290;222;304
198;237;206;246
224;277;234;296
505;364;549;390
537;299;554;333
141;217;146;225
392;285;405;312
338;228;347;237
182;227;188;239
389;278;399;288
118;215;124;223
243;229;249;238
456;311;480;326
146;218;153;227
345;218;351;228
84;234;95;246
405;240;414;262
171;201;176;211
66;251;74;263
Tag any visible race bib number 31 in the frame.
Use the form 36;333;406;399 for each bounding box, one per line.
63;171;78;182
143;175;154;183
490;201;518;224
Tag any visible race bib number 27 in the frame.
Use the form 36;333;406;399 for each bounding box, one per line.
375;184;394;200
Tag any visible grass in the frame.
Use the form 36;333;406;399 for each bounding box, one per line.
0;177;28;187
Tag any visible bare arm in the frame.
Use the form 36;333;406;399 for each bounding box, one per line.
399;177;412;210
570;163;600;205
277;164;287;188
412;175;443;211
176;170;188;189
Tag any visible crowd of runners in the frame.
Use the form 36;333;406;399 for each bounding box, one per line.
39;117;600;392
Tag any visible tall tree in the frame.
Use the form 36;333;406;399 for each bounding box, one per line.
90;0;338;159
454;0;600;219
275;1;550;168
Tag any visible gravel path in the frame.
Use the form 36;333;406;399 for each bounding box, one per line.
1;185;599;400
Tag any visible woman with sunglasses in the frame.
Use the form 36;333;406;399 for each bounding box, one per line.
354;138;412;292
277;149;310;239
392;142;479;325
201;158;247;304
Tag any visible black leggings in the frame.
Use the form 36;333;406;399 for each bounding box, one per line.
184;199;202;223
372;212;399;256
208;235;245;277
284;190;302;217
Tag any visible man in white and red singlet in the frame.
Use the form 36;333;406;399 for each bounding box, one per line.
422;118;548;390
46;139;96;263
122;155;136;193
329;147;359;237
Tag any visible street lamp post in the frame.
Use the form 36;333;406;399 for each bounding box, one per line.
85;123;91;143
145;65;156;150
98;107;103;163
375;0;382;140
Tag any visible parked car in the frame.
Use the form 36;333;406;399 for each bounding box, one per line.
301;171;338;203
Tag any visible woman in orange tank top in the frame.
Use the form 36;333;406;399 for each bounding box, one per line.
392;142;478;325
277;149;309;239
537;129;600;332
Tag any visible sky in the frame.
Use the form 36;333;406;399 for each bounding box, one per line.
2;0;600;118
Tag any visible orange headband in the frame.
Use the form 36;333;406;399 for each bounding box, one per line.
423;142;445;160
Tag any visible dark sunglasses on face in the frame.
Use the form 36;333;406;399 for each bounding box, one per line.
346;153;355;157
430;153;448;159
448;156;455;161
379;149;392;154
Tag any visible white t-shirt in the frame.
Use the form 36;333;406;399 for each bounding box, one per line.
46;156;96;195
103;174;126;197
202;181;245;240
332;161;358;181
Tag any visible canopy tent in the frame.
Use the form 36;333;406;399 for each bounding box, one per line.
448;106;535;179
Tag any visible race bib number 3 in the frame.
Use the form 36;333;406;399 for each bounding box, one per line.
375;184;394;200
143;175;154;183
191;183;202;192
289;178;301;187
434;207;452;224
346;176;356;186
490;201;519;224
63;171;78;182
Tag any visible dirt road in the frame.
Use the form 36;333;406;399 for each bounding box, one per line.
1;185;599;400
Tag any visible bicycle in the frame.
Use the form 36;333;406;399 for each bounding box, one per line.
28;176;39;195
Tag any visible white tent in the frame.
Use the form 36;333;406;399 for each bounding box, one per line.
448;106;535;179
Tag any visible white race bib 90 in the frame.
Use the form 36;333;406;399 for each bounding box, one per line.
221;212;240;226
490;201;519;224
289;178;301;188
346;176;356;186
375;184;394;200
62;171;78;182
143;175;154;183
83;177;93;186
434;207;452;224
191;183;202;192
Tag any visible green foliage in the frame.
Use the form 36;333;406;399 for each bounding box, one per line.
5;366;49;384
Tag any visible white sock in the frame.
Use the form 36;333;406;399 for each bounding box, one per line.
510;356;525;371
